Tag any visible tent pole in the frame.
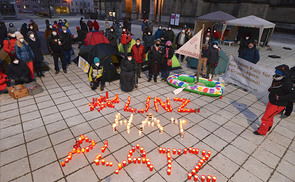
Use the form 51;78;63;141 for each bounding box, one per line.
197;24;205;83
220;22;226;43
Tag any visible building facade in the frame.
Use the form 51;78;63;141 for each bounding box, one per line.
70;0;95;14
0;0;18;19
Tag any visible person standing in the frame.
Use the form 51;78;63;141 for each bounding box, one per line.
120;28;132;56
29;20;39;32
195;44;209;77
87;18;93;31
105;19;110;31
154;25;163;40
14;33;35;80
60;27;73;65
254;65;293;135
3;31;17;58
64;19;69;29
239;42;260;64
160;29;168;46
161;41;174;81
88;57;105;91
45;24;53;40
239;34;252;57
27;31;44;77
81;19;89;33
8;23;17;34
47;30;67;74
20;23;28;40
175;27;189;62
107;27;118;50
148;39;163;82
187;28;193;40
206;41;220;79
93;19;99;31
144;31;154;53
131;38;146;78
120;53;138;91
166;26;175;43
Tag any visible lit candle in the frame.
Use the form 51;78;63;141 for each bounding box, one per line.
167;159;172;164
192;169;196;175
212;176;217;182
85;147;89;152
61;161;65;167
136;143;140;149
120;120;123;125
207;151;211;157
65;158;69;163
151;122;154;127
124;120;127;125
129;150;133;155
89;145;93;150
79;137;82;144
149;165;154;171
132;146;135;152
115;169;119;174
72;148;76;154
160;127;163;134
201;175;206;182
146;161;151;167
85;137;89;142
192;148;196;154
143;151;146;157
91;140;95;146
178;149;181;155
106;162;109;166
188;173;192;180
173;148;176;154
205;155;209;160
202;157;206;161
167;168;171;175
194;174;199;182
168;164;172;169
140;147;144;153
171;117;174;124
67;155;72;160
159;147;163;153
184;148;187;154
196;149;199;155
142;157;146;164
101;159;105;165
109;162;113;167
96;154;101;160
127;129;130;134
133;157;137;164
162;148;166;154
207;175;211;182
77;148;80;154
180;129;184;138
139;130;142;136
112;124;117;133
189;147;192;153
200;159;204;165
198;162;202;167
127;154;131;158
101;147;105;153
81;148;85;153
138;157;141;164
146;158;150;163
128;157;132;164
202;150;206;156
195;165;199;172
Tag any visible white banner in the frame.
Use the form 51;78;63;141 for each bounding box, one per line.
78;56;90;73
175;29;202;59
223;55;274;96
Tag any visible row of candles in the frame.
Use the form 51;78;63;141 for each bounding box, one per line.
61;135;96;167
94;141;113;166
154;97;173;112
89;91;119;111
174;97;200;113
115;144;154;174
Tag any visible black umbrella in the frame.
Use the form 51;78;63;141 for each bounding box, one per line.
88;43;119;65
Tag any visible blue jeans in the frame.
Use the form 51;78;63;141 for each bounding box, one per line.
64;50;71;64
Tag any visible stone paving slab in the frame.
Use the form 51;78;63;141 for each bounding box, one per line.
1;45;295;182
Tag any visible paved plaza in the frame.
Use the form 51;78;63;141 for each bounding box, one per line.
1;16;295;182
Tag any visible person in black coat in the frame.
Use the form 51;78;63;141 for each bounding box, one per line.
239;42;260;64
161;41;174;81
175;28;189;62
148;39;163;82
107;27;118;50
6;55;31;84
80;18;88;33
206;41;220;79
254;65;293;135
120;53;138;92
238;34;253;57
144;31;154;53
279;66;295;119
160;29;168;47
20;23;28;40
166;26;175;43
27;31;44;77
47;30;66;74
60;27;73;65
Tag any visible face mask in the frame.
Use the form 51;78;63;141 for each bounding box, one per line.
20;39;24;43
167;45;171;48
13;60;19;64
110;29;113;32
127;57;132;61
10;34;16;38
123;29;126;32
156;43;160;47
213;45;218;49
148;32;151;35
63;30;67;33
52;32;57;36
182;30;185;33
214;30;216;32
95;63;100;67
168;28;171;30
273;74;284;81
245;37;249;40
206;37;209;40
30;26;33;30
30;34;34;38
49;25;52;29
136;43;140;46
159;27;162;29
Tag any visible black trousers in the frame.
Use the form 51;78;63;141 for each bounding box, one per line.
93;75;105;88
176;53;184;61
33;61;42;74
15;76;30;84
284;101;294;116
53;53;66;71
207;63;215;78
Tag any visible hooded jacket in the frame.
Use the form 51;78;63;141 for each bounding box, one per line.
0;71;9;91
239;46;260;64
208;46;219;64
131;44;146;64
3;37;17;56
60;31;72;51
6;60;31;80
107;30;118;48
27;34;44;62
144;34;154;49
14;42;35;62
120;31;132;45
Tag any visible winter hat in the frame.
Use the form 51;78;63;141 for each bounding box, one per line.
213;41;219;45
27;31;34;37
289;66;295;82
165;41;172;46
127;52;132;57
136;38;141;41
94;57;100;64
62;26;67;31
16;33;24;40
76;26;80;30
275;64;289;76
156;38;161;42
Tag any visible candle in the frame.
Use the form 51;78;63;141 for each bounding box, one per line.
110;162;113;167
115;169;119;174
167;148;171;153
133;157;137;164
61;161;65;167
65;158;69;163
168;164;172;169
205;154;209;160
127;154;131;158
160;127;163;134
192;169;196;175
79;137;82;144
212;176;217;182
184;148;187;154
118;163;122;170
192;148;196;154
143;151;146;157
195;165;199;172
96;154;101;160
159;147;163;153
90;145;93;150
91;140;95;146
146;161;151;167
196;149;199;155
202;150;206;156
207;175;212;182
200;159;204;165
67;155;72;160
202;157;206;161
129;150;133;155
149;165;154;171
138;157;141;164
85;147;89;152
142;157;146;164
106;162;109;166
171;117;174;124
85;137;89;142
128;158;132;164
120;120;123;125
112;124;117;132
81;148;85;153
101;159;105;165
136;143;140;149
189;147;192;153
198;162;202;167
132;146;135;152
101;147;105;153
167;168;171;175
188;173;192;180
167;159;172;164
173;148;176;154
207;151;211;157
162;148;166;154
77;148;80;154
72;148;77;154
140;147;144;153
178;149;181;155
194;174;199;181
146;158;150;163
139;130;142;136
201;175;206;182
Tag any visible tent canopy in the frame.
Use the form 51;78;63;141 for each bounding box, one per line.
197;11;236;22
84;31;109;46
222;15;276;46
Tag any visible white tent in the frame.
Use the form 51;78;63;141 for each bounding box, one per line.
221;15;276;46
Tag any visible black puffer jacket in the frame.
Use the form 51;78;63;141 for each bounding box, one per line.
60;32;72;51
148;45;163;65
144;35;154;49
6;61;30;80
27;37;44;62
166;30;175;42
107;31;118;48
208;47;219;64
120;58;137;92
47;34;63;54
268;77;293;106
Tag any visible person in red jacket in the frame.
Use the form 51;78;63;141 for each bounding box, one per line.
0;63;11;94
3;32;17;58
93;19;99;31
120;28;132;56
131;38;146;79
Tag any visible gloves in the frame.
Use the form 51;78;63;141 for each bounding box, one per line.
214;62;218;68
275;94;280;101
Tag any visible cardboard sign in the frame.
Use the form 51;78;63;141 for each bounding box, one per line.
78;56;90;73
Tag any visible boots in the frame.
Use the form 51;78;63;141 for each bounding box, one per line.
100;84;104;91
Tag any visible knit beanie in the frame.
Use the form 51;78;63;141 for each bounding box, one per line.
16;33;24;40
94;57;100;64
275;64;289;76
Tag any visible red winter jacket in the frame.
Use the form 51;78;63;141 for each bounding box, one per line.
93;20;99;31
3;38;17;56
120;32;132;45
0;71;9;91
131;44;146;63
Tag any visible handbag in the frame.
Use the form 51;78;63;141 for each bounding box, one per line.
167;59;172;66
